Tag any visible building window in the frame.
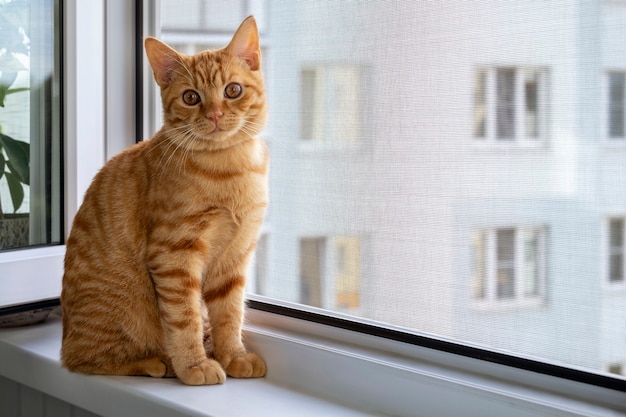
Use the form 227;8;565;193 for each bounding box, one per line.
472;226;546;305
608;72;626;139
299;236;361;311
608;218;625;284
474;67;547;144
300;65;361;143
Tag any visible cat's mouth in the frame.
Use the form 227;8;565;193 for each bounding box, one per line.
190;120;224;138
193;124;236;143
187;117;251;146
194;118;246;142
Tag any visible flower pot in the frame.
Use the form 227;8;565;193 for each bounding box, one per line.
0;214;29;250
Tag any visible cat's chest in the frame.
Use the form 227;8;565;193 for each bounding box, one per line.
195;165;267;208
148;141;268;216
179;159;266;210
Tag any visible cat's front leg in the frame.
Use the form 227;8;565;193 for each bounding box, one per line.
204;275;266;378
149;255;226;385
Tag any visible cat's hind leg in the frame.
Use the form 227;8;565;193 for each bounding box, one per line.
63;356;174;378
112;357;172;378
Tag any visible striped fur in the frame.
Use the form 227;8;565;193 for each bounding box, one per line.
61;17;268;385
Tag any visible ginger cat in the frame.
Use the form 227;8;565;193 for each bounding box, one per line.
61;16;268;386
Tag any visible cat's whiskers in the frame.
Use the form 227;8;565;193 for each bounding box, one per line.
165;131;196;177
144;124;193;155
153;128;189;163
177;131;202;178
239;119;264;139
238;127;256;141
155;125;196;178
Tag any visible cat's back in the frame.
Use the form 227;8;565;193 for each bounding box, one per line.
63;140;152;281
61;139;163;367
79;139;151;215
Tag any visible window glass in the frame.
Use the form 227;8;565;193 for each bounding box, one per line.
523;228;541;296
155;1;626;381
496;228;516;298
496;68;516;140
0;0;62;250
524;71;539;139
609;218;624;283
609;72;625;138
473;70;486;138
471;231;486;299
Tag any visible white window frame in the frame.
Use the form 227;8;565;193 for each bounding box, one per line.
244;305;626;417
473;66;548;147
472;225;546;310
0;0;136;308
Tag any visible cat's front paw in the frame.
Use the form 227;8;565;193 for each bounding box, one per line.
225;353;266;378
176;359;226;385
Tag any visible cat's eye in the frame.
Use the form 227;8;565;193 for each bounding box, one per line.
224;82;243;99
182;90;201;105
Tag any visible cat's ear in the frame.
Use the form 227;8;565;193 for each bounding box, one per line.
226;16;261;71
145;37;182;88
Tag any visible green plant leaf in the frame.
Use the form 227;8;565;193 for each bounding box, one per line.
6;87;29;96
0;133;29;184
0;152;5;178
4;171;24;213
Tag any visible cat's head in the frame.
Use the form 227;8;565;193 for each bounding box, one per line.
145;16;267;151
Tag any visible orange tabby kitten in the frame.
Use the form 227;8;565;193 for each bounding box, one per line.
61;16;268;386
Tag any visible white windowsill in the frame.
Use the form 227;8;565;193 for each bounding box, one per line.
0;314;376;417
1;308;625;417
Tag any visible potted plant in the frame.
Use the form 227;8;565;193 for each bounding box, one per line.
0;110;30;250
0;131;30;214
0;0;31;249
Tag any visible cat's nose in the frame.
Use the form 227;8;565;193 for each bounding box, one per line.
206;111;223;123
